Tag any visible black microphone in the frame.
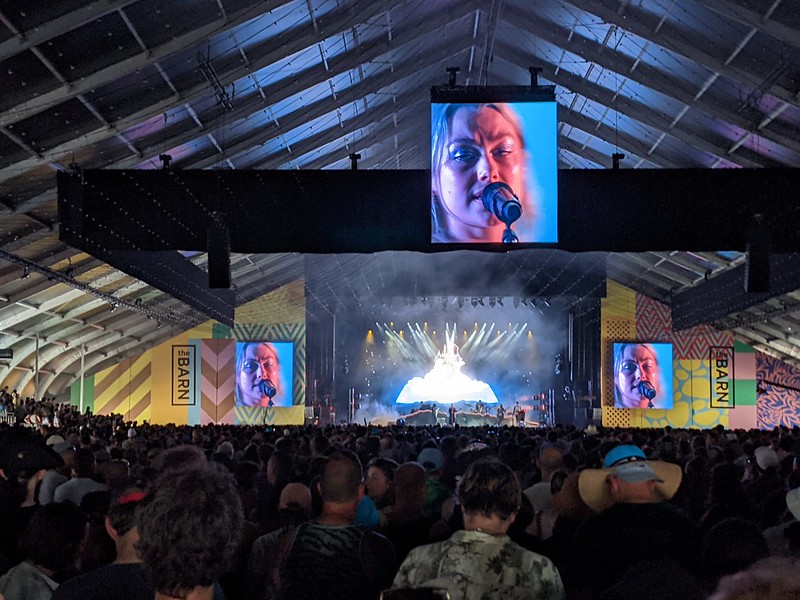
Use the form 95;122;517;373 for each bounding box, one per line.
638;381;656;400
482;182;522;225
259;379;277;399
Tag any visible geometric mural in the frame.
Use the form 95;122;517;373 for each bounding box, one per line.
602;281;760;430
636;295;672;341
756;351;800;428
200;339;235;424
68;279;307;426
93;353;152;423
672;324;734;360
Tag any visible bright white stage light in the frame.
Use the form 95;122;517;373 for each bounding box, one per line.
395;330;498;405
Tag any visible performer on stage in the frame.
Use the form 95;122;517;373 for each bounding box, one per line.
511;400;525;425
448;403;457;426
496;404;505;426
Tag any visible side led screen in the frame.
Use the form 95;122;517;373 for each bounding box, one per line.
612;342;674;410
431;89;557;245
234;341;294;407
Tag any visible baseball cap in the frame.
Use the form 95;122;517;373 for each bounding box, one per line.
754;446;779;470
417;447;444;472
45;435;65;447
603;445;664;484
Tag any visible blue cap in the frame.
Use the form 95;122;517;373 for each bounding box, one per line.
603;444;647;469
603;445;662;484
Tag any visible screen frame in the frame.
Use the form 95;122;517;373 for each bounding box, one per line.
430;85;558;248
234;340;295;408
611;341;674;410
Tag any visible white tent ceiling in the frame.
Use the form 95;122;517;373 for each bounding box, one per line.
1;0;800;396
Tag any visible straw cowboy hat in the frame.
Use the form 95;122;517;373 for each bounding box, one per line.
578;444;682;513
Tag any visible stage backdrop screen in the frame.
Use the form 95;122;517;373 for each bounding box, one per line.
430;86;558;245
612;342;674;410
234;341;294;408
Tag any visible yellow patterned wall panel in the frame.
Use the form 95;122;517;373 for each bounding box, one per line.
234;405;305;426
236;280;305;324
94;360;132;415
602;280;637;321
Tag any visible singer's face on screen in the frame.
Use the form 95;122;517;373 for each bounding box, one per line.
615;344;658;408
435;105;526;242
238;343;280;407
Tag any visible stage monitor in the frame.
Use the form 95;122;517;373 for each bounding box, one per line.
430;85;558;246
234;341;294;407
611;342;674;410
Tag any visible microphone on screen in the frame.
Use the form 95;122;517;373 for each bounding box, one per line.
482;182;522;226
638;381;656;400
259;379;277;399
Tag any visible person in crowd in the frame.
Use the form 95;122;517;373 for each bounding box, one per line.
523;445;564;541
0;437;64;576
39;438;74;505
384;462;437;564
430;103;539;243
566;444;699;598
136;464;243;600
276;482;313;528
417;447;450;521
613;343;668;409
743;445;784;520
235;342;284;407
53;447;107;506
392;459;565;600
707;556;800;600
701;517;769;593
763;487;800;556
0;502;86;600
246;451;396;600
258;450;293;530
702;462;757;527
365;456;398;513
52;488;149;600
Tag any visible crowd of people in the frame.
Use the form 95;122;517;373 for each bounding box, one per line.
1;403;800;599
